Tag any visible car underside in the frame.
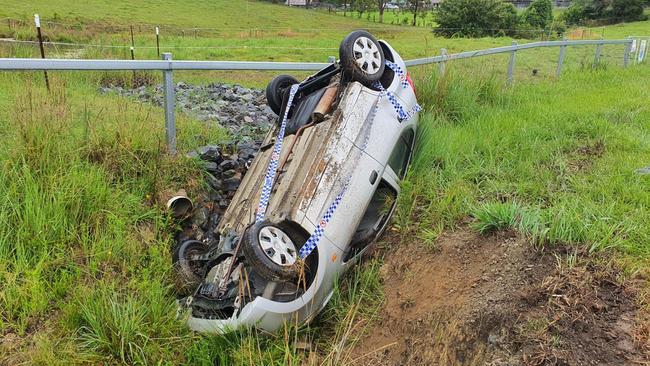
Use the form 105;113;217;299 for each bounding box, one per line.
173;30;419;333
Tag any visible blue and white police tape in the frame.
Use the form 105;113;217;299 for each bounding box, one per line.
373;80;421;122
255;84;300;223
385;60;409;89
298;181;350;259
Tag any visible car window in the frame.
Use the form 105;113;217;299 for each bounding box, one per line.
387;129;415;179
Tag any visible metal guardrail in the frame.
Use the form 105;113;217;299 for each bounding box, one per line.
0;38;637;154
0;58;331;71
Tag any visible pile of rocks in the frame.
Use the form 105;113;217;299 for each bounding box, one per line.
181;140;261;244
100;82;277;140
100;81;275;242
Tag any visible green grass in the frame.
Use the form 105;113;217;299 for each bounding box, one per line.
399;62;650;261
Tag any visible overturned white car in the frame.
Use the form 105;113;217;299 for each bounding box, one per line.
175;30;419;333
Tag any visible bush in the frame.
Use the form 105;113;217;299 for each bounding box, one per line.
560;0;647;25
561;3;585;25
522;0;553;29
610;0;647;22
434;0;519;38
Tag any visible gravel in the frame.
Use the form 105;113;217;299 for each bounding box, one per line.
100;82;273;245
100;81;277;141
179;139;262;245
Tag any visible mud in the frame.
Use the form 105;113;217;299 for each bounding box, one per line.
350;229;648;366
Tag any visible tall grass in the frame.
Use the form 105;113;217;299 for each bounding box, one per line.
398;63;650;261
0;72;226;363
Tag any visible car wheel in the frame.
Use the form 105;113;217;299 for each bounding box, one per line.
266;74;299;116
242;220;301;281
172;240;208;294
339;30;386;87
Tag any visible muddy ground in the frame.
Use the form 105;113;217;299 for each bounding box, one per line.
348;229;649;366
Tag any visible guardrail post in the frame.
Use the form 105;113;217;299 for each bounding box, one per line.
438;48;448;77
507;41;517;86
594;42;603;68
162;52;176;154
624;40;632;67
556;38;567;77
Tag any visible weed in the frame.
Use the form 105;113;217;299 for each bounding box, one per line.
472;201;520;234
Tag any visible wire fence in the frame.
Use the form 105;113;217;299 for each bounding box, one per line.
2;37;643;154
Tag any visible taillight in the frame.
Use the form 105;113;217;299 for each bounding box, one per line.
406;72;416;96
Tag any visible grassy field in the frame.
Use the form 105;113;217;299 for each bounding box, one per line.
2;51;649;366
1;0;650;364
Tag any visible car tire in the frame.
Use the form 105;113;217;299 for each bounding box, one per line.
242;220;303;281
339;30;386;87
172;240;208;294
266;75;299;116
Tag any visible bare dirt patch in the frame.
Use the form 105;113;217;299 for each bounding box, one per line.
349;229;649;366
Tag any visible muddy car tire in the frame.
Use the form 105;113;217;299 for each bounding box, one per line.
339;30;385;87
172;240;208;295
242;220;303;281
266;75;299;116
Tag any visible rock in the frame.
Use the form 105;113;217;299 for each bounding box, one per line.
191;207;209;228
198;145;222;162
219;159;237;170
209;191;222;201
203;161;219;173
205;173;223;191
222;169;237;178
223;177;241;192
100;81;278;141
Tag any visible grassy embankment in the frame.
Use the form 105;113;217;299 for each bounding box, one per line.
0;0;649;364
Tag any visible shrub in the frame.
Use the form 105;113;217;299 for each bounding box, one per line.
522;0;553;29
610;0;647;22
561;3;585;25
560;0;647;25
434;0;519;38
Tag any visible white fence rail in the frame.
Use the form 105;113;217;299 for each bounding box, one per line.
0;38;639;154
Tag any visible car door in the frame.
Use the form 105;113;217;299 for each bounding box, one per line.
341;127;416;264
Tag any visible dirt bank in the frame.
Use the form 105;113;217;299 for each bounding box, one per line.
349;229;649;366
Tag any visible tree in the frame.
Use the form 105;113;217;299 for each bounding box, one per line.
610;0;646;22
407;0;425;26
561;2;585;25
434;0;518;37
560;0;647;24
353;0;375;18
522;0;553;29
378;0;387;23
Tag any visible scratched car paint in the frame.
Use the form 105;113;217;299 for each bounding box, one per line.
174;31;419;333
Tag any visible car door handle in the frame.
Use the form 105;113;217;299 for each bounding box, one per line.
369;170;378;185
